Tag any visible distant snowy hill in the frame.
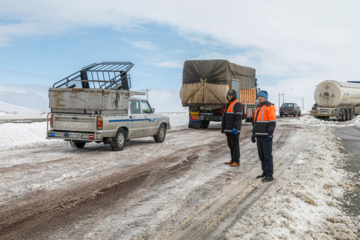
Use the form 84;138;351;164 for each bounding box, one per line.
0;101;44;115
0;83;49;113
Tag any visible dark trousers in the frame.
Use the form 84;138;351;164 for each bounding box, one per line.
227;134;240;164
256;136;273;177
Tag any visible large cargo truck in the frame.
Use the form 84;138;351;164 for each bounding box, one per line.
310;80;360;121
179;59;257;128
46;62;170;151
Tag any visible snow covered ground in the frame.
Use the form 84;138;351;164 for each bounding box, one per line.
228;117;360;239
0;112;359;239
0;112;189;151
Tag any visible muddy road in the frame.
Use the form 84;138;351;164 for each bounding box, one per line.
0;117;358;239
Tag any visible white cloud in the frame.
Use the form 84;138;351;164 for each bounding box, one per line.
129;40;159;51
153;61;182;68
1;0;360;112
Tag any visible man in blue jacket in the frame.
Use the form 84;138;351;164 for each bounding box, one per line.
221;89;243;167
251;90;276;182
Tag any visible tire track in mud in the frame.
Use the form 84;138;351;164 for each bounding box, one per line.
0;121;303;239
157;128;314;240
0;135;226;240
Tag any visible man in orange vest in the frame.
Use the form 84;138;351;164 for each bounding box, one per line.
222;89;243;167
251;90;276;182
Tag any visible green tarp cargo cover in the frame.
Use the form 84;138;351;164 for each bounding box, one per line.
180;60;256;107
182;59;255;89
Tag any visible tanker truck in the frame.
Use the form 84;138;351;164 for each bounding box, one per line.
180;59;257;128
310;80;360;121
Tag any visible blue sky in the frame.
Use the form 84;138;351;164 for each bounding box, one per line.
1;0;360;112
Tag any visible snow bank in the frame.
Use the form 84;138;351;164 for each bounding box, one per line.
0;112;189;151
288;114;360;128
162;112;188;129
227;125;360;239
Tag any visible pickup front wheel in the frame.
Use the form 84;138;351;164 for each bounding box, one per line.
111;128;127;151
154;124;166;143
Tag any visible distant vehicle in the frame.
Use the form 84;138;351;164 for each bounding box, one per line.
279;103;301;117
46;62;170;151
180;59;257;128
310;80;360;121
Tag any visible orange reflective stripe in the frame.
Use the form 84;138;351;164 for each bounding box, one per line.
254;104;277;122
226;99;240;113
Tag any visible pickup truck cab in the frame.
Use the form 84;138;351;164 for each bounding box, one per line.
46;62;170;151
108;97;170;150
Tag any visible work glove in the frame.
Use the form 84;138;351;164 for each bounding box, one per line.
251;134;256;143
266;132;273;142
232;128;239;135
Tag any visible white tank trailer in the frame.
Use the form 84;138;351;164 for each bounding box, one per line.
310;80;360;121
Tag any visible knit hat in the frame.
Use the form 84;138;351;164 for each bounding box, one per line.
258;90;268;100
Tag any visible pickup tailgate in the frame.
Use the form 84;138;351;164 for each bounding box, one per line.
53;114;96;132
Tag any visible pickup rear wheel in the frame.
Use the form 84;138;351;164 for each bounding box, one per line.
154;124;166;143
111;128;127;151
70;140;86;149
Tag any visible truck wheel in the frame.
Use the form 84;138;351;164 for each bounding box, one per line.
200;121;210;129
188;121;201;129
154;124;167;143
70;140;86;149
111;128;127;151
344;110;348;121
298;112;301;117
347;109;352;120
340;112;345;122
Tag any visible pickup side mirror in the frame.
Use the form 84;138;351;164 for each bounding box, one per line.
151;108;155;113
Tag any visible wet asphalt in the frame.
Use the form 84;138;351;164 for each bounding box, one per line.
334;127;360;223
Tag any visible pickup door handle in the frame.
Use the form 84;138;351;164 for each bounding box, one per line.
130;116;135;119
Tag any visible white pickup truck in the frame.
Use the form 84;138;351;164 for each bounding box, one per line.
46;62;170;150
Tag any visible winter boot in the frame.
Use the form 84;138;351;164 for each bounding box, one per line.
230;162;240;167
256;174;265;179
262;176;274;182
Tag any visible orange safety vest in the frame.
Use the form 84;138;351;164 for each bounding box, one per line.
222;99;242;134
254;104;276;122
253;103;276;136
226;99;241;113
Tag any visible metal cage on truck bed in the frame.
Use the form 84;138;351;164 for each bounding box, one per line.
53;62;134;90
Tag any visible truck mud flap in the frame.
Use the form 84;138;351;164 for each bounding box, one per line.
189;121;201;129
